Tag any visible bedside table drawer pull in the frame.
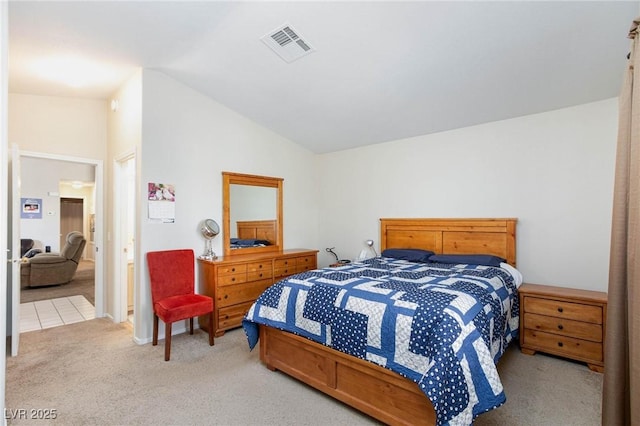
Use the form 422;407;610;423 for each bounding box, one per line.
557;307;563;313
557;342;563;347
557;324;564;330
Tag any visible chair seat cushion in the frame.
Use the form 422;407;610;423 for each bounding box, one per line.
28;255;68;265
154;294;213;323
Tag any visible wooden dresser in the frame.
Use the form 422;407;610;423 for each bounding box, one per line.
519;283;607;372
198;248;318;336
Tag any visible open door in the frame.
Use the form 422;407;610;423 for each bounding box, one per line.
9;144;21;356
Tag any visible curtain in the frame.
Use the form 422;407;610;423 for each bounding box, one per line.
602;18;640;426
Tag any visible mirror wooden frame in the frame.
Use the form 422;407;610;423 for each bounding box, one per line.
222;171;283;257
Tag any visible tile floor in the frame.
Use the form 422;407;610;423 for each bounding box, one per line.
20;295;95;333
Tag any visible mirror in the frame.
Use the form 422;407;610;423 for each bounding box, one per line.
222;172;283;257
199;219;220;260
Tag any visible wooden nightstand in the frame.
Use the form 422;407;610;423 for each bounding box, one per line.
519;283;607;373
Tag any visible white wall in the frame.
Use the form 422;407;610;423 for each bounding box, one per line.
8;95;107;249
136;69;319;342
8;94;107;159
317;98;618;292
106;70;142;321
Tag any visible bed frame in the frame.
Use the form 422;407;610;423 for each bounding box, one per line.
236;219;277;243
259;218;517;425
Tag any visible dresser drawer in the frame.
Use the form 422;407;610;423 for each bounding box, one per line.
216;279;273;307
522;329;603;363
247;261;273;281
274;259;297;278
295;256;316;273
217;264;247;275
217;273;247;286
248;270;273;281
247;261;273;274
523;312;603;342
218;301;254;330
524;296;603;324
274;258;295;269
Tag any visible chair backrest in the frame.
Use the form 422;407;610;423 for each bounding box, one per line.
147;249;195;304
61;231;86;263
20;238;34;257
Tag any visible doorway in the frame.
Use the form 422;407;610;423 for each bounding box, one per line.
60;197;84;251
10;151;105;355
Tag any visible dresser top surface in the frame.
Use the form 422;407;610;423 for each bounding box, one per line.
198;248;318;264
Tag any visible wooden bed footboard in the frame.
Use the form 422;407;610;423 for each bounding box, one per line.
259;325;436;426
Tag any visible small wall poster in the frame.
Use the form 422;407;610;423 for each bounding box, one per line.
147;183;175;223
21;198;42;219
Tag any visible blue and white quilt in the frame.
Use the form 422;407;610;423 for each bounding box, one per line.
243;257;520;426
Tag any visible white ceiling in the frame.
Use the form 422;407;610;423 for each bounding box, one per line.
8;1;639;154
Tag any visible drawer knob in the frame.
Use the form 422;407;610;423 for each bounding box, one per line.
557;307;564;313
557;342;564;347
225;315;229;319
259;273;263;277
557;324;564;330
224;295;228;299
231;278;236;282
232;268;236;272
259;264;263;269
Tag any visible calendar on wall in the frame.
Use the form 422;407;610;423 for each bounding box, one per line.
147;182;175;223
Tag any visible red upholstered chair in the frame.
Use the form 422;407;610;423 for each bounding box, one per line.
146;249;214;361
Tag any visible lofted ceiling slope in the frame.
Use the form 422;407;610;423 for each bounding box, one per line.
8;1;639;153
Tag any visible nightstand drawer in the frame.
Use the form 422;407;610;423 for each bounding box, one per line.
524;296;603;324
523;329;603;363
523;312;603;342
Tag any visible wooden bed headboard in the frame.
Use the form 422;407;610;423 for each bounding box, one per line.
236;220;277;243
380;218;517;266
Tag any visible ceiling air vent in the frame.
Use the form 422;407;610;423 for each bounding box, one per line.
261;23;315;63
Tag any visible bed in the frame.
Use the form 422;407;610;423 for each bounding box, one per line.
230;220;276;249
243;218;519;426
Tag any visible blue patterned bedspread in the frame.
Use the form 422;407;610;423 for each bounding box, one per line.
243;257;520;425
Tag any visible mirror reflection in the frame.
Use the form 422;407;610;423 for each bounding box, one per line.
229;184;277;249
222;172;283;257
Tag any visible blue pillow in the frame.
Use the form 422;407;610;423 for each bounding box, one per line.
381;248;435;262
428;254;505;267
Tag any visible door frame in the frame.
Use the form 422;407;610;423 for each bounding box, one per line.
114;149;136;323
17;150;105;317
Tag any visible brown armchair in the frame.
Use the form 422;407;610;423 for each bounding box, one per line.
21;231;86;288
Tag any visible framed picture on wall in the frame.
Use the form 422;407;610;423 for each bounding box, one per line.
21;198;42;219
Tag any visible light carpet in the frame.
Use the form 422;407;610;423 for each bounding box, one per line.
6;319;603;425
